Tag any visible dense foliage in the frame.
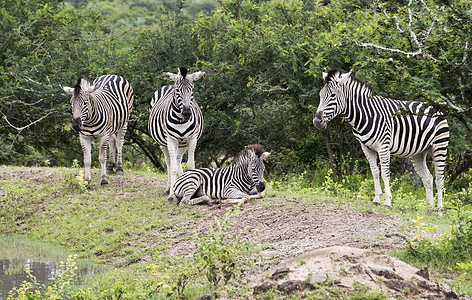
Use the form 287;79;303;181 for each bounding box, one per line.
1;0;471;185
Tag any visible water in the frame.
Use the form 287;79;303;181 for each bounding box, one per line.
0;235;106;299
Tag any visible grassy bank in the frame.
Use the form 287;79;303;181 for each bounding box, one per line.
1;165;471;299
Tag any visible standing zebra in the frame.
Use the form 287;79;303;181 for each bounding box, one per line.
171;144;270;205
313;69;449;215
63;75;134;185
148;67;205;198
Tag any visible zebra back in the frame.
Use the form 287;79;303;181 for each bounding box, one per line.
315;69;449;157
67;75;134;136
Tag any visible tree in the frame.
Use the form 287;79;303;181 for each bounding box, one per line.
0;0;109;165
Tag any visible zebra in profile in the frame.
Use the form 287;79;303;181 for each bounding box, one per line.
313;68;449;215
63;75;134;185
171;144;270;205
148;67;205;198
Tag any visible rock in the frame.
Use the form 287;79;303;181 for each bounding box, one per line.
368;264;402;280
195;291;218;300
277;280;316;294
253;281;277;295
439;283;460;299
415;266;430;280
385;279;419;294
271;267;290;280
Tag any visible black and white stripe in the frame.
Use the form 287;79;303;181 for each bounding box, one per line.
171;144;270;205
313;68;449;214
63;75;134;185
148;67;205;197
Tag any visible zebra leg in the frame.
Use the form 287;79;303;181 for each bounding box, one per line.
222;192;265;204
79;134;93;183
378;147;392;207
177;147;188;176
186;137;198;170
432;122;449;216
433;151;447;217
115;126;127;175
221;188;251;204
166;139;180;197
361;144;383;205
160;145;171;194
411;154;435;209
185;195;212;206
107;134;116;174
98;135;110;186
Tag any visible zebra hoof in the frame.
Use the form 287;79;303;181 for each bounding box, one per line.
372;202;380;206
383;205;392;209
207;201;214;206
100;179;109;186
167;197;174;204
215;200;220;205
106;169;114;175
116;170;124;175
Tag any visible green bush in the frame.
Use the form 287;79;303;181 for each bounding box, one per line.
194;206;260;287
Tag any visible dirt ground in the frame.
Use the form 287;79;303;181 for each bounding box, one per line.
166;196;410;264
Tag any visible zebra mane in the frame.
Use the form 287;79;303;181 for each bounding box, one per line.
325;68;372;92
179;66;188;78
233;144;266;165
74;75;90;97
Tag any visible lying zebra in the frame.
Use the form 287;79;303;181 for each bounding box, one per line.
170;144;270;205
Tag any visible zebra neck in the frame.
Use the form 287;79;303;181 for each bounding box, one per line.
231;164;254;188
85;93;101;121
343;85;373;127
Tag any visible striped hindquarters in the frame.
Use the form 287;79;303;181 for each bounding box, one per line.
81;75;134;135
389;101;449;157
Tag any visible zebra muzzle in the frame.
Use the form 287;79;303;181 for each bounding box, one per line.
182;108;191;121
313;111;326;129
71;118;83;132
256;181;265;193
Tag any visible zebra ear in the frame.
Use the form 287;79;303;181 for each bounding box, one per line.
338;70;351;84
261;152;271;159
187;71;205;82
322;68;328;81
63;86;74;94
162;72;179;81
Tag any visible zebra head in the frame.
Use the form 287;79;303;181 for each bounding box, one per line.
63;76;95;132
313;68;351;130
163;67;205;122
242;144;271;193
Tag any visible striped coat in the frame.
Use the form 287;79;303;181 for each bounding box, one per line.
313;68;449;215
148;67;205;198
63;75;134;185
172;144;270;205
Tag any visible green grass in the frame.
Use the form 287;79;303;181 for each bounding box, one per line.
1;165;471;299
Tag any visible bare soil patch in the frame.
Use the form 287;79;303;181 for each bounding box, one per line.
165;197;410;264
